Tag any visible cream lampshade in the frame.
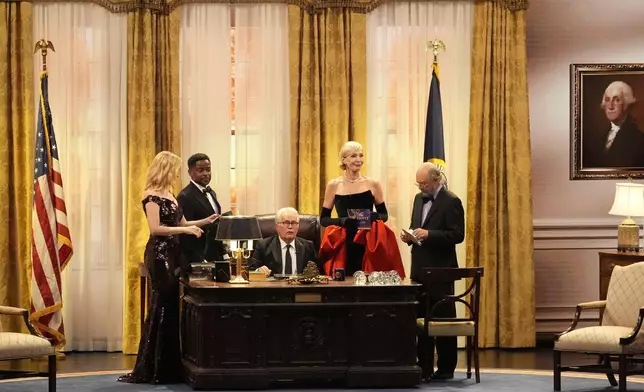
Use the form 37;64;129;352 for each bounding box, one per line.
609;181;644;252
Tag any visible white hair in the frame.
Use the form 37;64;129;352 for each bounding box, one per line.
420;162;446;184
275;207;299;224
601;81;636;108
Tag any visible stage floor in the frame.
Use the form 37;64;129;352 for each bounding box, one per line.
0;347;599;375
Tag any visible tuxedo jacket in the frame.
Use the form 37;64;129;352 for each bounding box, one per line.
409;187;465;282
250;235;318;275
177;182;226;264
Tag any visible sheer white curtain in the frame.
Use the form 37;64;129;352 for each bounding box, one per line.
234;4;290;215
179;4;232;209
366;2;473;276
34;3;127;351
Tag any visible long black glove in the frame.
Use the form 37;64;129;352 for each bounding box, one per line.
320;207;357;230
370;202;389;223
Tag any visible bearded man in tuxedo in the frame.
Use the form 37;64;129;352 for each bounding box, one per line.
401;162;464;381
177;153;228;265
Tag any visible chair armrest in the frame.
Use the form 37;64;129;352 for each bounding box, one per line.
620;307;644;345
0;306;27;315
578;300;607;310
0;306;46;338
556;300;607;340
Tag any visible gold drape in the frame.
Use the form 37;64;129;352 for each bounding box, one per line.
0;2;34;332
466;0;534;348
288;6;366;214
123;8;181;354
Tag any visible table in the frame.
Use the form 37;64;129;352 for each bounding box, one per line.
599;250;644;300
180;278;422;389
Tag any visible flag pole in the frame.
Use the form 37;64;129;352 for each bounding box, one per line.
32;39;67;360
424;39;448;186
34;39;55;72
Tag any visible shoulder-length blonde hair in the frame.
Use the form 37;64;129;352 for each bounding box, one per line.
339;141;363;170
145;151;182;192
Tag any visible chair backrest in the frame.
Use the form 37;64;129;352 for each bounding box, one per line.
255;214;322;251
421;267;484;323
602;262;644;327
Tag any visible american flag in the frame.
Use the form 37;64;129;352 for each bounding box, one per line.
30;71;73;346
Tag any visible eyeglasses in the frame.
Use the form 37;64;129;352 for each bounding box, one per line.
279;221;300;227
415;182;430;188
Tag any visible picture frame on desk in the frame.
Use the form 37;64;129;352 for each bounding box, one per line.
570;63;644;180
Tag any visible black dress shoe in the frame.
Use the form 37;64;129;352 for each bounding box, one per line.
431;372;454;380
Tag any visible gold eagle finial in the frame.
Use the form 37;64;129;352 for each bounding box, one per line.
425;39;446;65
34;39;55;71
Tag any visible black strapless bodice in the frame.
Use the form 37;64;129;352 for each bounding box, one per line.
333;190;375;275
334;190;375;218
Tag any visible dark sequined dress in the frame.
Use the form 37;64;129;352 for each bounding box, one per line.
118;195;183;384
334;190;376;275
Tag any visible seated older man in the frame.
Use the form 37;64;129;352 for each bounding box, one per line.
251;207;319;276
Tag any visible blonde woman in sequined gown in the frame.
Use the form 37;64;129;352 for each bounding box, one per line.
118;151;218;384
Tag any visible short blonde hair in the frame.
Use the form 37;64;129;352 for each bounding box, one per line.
275;207;299;224
339;141;363;170
145;151;182;192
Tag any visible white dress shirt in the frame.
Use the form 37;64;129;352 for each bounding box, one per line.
421;184;443;223
191;180;219;214
606;122;620;150
279;237;297;275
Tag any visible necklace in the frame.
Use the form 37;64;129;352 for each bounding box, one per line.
343;175;361;183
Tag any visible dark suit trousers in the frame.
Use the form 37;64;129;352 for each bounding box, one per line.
417;283;457;375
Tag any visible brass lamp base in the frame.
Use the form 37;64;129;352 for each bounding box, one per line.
229;249;250;284
617;218;642;252
229;274;250;284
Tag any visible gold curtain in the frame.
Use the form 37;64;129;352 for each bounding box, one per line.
288;6;366;214
466;0;534;348
123;8;181;354
0;1;34;332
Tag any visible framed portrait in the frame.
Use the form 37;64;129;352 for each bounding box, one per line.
570;63;644;180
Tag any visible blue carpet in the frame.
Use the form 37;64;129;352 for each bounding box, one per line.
1;371;644;391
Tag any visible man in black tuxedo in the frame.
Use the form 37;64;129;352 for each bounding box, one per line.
177;153;228;266
401;162;464;381
583;81;644;168
250;207;318;276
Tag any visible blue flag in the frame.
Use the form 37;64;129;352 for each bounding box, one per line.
423;63;445;168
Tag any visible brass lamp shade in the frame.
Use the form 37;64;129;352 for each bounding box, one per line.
609;182;644;252
215;216;263;284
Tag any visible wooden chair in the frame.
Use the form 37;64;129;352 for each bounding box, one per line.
417;267;484;383
554;262;644;392
0;306;56;391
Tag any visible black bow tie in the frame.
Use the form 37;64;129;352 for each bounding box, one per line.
202;186;212;195
422;195;434;204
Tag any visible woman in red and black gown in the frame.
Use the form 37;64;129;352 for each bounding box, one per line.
319;141;389;275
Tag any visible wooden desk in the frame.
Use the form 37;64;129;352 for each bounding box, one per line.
599;250;644;300
180;278;421;389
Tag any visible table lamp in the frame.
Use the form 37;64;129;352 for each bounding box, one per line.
215;216;263;284
609;181;644;252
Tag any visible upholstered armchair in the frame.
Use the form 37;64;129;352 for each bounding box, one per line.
554;262;644;392
0;306;56;391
